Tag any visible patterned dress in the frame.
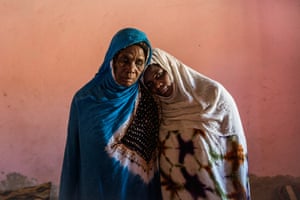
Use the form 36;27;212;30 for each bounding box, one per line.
147;48;250;200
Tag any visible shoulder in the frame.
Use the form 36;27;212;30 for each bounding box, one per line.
73;78;103;102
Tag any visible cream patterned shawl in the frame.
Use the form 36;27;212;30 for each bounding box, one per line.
149;48;247;147
146;48;250;199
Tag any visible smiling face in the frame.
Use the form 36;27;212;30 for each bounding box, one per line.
113;45;146;86
143;64;174;97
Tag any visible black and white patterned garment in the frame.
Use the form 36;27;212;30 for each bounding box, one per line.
159;128;248;200
106;85;160;182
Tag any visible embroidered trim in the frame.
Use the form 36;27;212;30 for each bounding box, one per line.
106;86;160;183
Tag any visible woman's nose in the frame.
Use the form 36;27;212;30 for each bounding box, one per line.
127;62;136;72
155;81;162;89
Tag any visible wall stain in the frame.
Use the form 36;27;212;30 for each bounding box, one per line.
0;171;58;200
0;171;37;191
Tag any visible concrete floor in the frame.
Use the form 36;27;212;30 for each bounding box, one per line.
50;174;300;199
1;172;300;199
249;174;300;200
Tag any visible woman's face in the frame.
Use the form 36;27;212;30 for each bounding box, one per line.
143;64;173;97
113;45;146;86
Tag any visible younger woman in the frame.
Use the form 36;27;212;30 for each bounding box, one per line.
143;48;250;200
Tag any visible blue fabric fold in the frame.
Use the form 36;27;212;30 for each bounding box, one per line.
84;27;152;142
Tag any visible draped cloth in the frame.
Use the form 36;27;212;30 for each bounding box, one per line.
59;28;162;200
146;48;250;200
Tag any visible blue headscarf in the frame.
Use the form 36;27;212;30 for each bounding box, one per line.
79;27;152;143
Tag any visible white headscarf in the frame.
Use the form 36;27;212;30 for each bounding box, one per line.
147;48;247;150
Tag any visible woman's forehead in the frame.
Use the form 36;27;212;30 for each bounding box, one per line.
148;64;161;70
145;64;161;74
117;45;145;57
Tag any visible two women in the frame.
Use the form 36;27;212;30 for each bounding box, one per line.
59;28;250;199
143;48;250;200
59;28;162;200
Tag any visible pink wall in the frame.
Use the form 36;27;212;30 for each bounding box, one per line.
1;0;299;187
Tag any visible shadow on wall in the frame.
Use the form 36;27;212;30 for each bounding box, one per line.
0;172;300;200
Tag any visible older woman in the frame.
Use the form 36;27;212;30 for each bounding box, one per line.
59;28;162;200
143;48;250;200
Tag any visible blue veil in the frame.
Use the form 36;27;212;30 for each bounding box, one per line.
82;27;152;142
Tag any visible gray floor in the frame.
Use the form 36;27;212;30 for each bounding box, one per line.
1;172;300;200
250;174;300;200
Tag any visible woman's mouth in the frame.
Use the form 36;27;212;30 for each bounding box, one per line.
119;76;135;86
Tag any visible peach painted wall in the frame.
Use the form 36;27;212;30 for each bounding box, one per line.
1;0;300;188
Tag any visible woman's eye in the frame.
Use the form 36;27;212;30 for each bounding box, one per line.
117;56;129;64
121;58;129;64
136;60;144;68
155;71;163;79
